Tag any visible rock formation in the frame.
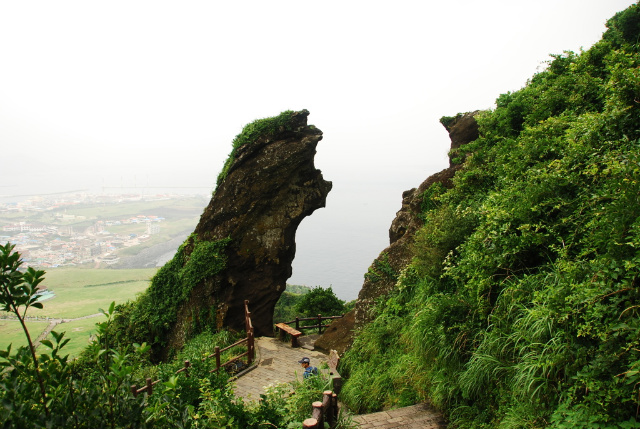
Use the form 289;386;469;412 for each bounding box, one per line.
354;111;479;327
313;309;355;355
167;110;331;347
314;112;480;351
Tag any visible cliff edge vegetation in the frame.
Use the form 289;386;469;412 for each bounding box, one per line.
341;4;640;428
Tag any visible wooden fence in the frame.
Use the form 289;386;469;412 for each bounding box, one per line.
130;360;191;397
131;300;255;397
283;314;344;334
204;300;255;373
302;390;339;429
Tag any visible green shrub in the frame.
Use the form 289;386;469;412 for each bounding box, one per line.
216;110;304;188
111;235;230;355
0;246;348;428
295;286;346;318
273;284;312;323
342;4;640;427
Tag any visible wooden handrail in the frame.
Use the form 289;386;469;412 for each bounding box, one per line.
209;350;250;373
283;314;344;325
202;300;255;373
277;314;344;335
131;360;191;397
132;300;256;397
203;337;248;359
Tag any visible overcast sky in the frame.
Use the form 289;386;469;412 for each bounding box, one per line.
0;1;635;299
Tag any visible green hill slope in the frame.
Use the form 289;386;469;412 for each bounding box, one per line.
341;4;640;428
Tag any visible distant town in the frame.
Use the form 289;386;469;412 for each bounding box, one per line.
0;193;206;269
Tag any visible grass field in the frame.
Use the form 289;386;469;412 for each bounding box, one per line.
53;316;107;357
0;320;49;350
0;316;107;358
37;268;157;319
0;268;156;357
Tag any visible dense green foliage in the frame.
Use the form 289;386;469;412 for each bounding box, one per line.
342;5;640;428
0;247;352;428
273;284;311;323
112;235;230;357
274;285;352;327
364;253;400;284
216;110;301;188
295;286;347;318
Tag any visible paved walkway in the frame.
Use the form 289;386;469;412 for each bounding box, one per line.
232;336;446;427
233;336;329;402
352;403;446;428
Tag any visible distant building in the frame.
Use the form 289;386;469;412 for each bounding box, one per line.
147;222;160;234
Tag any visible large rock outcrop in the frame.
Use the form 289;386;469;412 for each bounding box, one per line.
313;113;479;354
354;112;479;327
167;110;331;347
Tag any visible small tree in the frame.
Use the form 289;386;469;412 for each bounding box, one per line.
0;243;49;416
295;286;345;317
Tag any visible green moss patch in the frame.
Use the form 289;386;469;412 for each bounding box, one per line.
216;110;302;188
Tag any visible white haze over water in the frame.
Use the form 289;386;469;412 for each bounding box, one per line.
1;1;635;301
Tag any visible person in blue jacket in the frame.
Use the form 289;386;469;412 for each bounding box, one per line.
298;357;318;379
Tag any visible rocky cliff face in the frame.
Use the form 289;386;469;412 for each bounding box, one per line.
166;110;331;347
353;112;479;327
313;113;480;352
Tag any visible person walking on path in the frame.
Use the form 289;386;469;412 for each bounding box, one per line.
298;357;318;379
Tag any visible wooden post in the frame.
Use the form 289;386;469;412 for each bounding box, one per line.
215;346;221;372
247;328;254;365
302;418;318;429
295;317;300;330
130;385;138;397
312;401;323;427
332;392;339;422
244;300;250;332
317;314;322;334
146;378;153;396
323;391;334;426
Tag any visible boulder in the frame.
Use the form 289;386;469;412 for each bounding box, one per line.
313;309;355;355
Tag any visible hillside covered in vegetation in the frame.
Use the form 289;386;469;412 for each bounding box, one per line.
341;4;640;428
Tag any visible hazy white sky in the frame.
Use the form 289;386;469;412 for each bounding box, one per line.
0;1;635;299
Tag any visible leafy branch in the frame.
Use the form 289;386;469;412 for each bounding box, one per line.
0;243;49;417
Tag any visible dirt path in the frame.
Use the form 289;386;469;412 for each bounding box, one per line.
22;313;103;348
35;320;61;344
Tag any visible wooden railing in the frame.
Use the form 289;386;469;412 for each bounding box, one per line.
282;314;344;334
132;300;255;396
327;349;343;394
204;300;255;373
302;390;339;429
131;360;191;397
